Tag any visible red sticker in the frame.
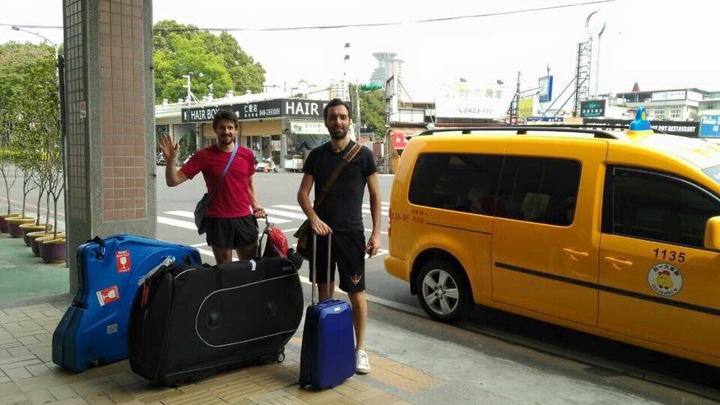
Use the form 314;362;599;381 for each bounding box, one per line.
115;250;131;273
96;286;120;306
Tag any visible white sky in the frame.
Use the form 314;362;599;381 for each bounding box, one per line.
2;0;719;102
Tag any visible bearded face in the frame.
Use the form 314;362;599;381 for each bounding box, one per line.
324;105;350;140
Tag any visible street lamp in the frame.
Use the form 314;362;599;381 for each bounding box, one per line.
12;25;58;62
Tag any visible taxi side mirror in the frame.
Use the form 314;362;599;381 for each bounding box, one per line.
704;216;720;250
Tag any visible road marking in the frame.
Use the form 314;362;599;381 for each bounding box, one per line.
274;203;389;215
163;210;292;224
157;216;198;230
160;203;390;231
273;204;303;211
164;210;194;219
263;208;307;220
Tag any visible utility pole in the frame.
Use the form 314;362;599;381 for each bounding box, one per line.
355;82;362;139
510;71;521;125
343;43;350;102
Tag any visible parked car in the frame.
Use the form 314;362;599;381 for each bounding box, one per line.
156;152;166;166
385;107;720;370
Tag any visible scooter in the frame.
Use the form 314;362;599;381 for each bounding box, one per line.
255;157;277;173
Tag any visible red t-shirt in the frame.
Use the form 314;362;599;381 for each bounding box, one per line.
180;144;255;218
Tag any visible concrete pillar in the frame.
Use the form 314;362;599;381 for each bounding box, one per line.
63;0;156;293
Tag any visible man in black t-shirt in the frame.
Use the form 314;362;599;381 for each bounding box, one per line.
297;98;381;375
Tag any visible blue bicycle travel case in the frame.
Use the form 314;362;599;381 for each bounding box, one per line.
299;234;356;389
127;251;304;387
52;234;202;372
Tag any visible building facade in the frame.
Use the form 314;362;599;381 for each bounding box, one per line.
156;95;346;171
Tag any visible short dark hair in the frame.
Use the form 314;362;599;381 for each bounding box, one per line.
212;109;237;130
323;98;352;120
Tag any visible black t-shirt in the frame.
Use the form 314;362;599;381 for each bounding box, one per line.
303;141;377;231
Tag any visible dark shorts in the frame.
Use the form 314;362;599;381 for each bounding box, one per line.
309;230;366;293
205;215;259;249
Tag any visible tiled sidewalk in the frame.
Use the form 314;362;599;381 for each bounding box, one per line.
0;303;439;404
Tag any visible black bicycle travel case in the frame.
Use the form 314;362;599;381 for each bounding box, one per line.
128;251;304;387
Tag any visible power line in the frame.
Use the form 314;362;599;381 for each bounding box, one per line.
2;0;614;34
170;0;615;32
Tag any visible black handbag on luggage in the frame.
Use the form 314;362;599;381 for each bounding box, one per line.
127;251;304;387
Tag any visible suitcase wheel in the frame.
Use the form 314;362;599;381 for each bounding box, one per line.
275;350;285;363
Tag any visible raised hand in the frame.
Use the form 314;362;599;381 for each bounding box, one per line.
158;134;179;162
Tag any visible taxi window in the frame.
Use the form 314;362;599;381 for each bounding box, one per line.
603;167;720;248
495;157;581;225
702;165;720;185
408;153;503;213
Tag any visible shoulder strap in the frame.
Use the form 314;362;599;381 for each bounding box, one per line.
206;144;238;204
314;142;362;210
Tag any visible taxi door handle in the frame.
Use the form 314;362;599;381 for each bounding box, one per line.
604;256;633;269
563;248;589;260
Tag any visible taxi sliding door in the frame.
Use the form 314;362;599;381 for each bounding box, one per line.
491;138;607;326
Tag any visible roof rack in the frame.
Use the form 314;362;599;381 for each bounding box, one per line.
414;125;627;140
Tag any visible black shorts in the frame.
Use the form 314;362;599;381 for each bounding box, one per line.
205;215;258;249
309;230;366;293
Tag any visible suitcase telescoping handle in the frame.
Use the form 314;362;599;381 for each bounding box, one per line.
311;232;332;305
256;214;271;258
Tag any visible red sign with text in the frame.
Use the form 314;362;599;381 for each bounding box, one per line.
115;250;131;273
96;286;120;306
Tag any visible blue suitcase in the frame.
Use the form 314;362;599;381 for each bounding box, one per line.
299;234;356;389
52;234;202;372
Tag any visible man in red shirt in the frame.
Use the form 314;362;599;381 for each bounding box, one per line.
159;109;265;264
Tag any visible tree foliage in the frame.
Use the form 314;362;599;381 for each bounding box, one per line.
153;20;266;104
0;42;60;218
351;84;386;140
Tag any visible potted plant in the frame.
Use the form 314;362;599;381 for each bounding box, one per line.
19;170;51;244
38;235;66;263
30;230;65;257
0;43;55;233
0;149;20;232
36;88;65;263
5;155;39;237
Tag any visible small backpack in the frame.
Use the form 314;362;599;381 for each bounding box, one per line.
259;216;288;258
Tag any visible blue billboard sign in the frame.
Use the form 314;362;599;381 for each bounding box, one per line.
700;115;720;138
538;76;553;103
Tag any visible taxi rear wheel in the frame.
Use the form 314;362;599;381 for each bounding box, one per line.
416;260;473;323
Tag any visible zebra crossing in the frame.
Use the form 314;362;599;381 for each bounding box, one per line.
157;202;390;230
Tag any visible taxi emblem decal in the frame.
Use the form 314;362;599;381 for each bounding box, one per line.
647;263;683;297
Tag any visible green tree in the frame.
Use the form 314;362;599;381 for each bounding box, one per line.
351;84;386;140
0;42;59;219
153;20;266;103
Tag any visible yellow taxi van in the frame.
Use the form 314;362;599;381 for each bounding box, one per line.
384;108;720;368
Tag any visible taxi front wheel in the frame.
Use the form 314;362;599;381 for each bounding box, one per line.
416;260;473;323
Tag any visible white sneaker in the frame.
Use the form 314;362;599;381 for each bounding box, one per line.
356;350;371;374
